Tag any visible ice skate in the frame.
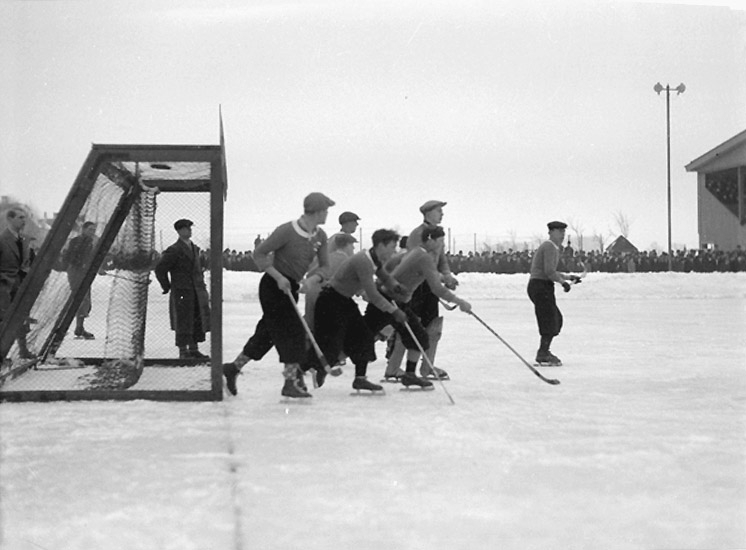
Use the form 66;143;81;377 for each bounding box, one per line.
351;376;385;395
420;365;449;380
187;348;210;360
381;367;405;383
535;351;562;367
296;368;309;392
280;364;312;398
281;378;312;399
74;329;95;340
308;366;326;388
223;362;241;396
400;372;434;390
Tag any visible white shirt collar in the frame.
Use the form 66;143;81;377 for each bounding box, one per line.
292;219;318;239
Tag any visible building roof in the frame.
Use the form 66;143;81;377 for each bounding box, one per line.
685;129;746;172
606;235;639;255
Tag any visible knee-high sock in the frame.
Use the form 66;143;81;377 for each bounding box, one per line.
420;316;443;371
385;334;406;374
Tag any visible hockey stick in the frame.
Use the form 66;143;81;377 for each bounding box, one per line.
390;300;455;405
285;291;343;386
400;319;455;405
438;298;458;311
468;311;560;386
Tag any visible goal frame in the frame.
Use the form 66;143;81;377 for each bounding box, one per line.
0;142;226;402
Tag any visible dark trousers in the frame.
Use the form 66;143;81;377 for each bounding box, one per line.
410;281;439;328
304;287;376;376
527;279;563;337
242;273;305;364
364;295;429;352
175;289;206;347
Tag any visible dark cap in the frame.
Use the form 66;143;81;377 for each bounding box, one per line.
419;200;447;214
547;220;568;231
338;211;360;224
174;218;194;231
303;192;335;213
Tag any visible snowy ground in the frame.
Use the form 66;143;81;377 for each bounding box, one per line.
1;271;745;550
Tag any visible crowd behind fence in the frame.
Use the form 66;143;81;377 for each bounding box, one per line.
220;246;746;274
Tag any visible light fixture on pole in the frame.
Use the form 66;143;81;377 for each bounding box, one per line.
654;82;685;271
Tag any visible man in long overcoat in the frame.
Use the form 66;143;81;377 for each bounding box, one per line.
0;207;35;359
155;219;211;359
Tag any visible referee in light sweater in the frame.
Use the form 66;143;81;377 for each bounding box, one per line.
527;220;581;366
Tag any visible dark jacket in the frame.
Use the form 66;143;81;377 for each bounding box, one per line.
154;240;210;336
0;229;31;320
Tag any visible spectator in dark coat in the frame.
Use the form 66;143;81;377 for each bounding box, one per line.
155;219;211;360
0;207;34;359
63;221;97;339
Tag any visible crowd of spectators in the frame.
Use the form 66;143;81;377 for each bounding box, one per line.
220;245;746;274
446;246;746;274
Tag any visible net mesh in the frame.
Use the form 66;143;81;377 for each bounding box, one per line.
0;152;219;400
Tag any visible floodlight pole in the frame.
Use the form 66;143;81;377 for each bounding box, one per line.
654;82;685;271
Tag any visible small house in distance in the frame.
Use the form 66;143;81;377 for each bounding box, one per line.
606;235;639;255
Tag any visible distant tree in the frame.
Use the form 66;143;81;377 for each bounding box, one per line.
592;228;607;252
613;211;632;238
567;217;585;251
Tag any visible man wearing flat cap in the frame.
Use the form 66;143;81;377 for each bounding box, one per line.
337;211;360;237
155;219;211;360
223;192;335;398
527;220;582;366
384;199;457;381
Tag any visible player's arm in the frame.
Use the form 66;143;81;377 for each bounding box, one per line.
421;253;470;311
254;227;292;292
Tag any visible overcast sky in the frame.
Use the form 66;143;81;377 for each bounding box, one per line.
1;0;745;252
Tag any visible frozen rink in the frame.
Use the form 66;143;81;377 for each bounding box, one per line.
1;271;745;550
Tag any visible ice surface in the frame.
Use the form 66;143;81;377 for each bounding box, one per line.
1;271;745;550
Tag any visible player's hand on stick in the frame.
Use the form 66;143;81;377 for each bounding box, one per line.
275;275;292;295
457;298;472;312
391;308;407;325
443;273;459;290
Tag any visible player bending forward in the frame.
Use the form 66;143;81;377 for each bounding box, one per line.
301;229;408;393
365;225;471;389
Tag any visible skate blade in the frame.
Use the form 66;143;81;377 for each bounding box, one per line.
399;385;435;392
350;389;386;396
422;374;450;381
533;362;562;367
279;396;313;404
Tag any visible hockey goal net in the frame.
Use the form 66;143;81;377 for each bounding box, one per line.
0;144;226;401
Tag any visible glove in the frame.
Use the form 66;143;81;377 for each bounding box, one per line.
562;282;571;293
391;308;408;325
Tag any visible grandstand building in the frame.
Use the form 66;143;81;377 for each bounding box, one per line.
685;129;746;250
